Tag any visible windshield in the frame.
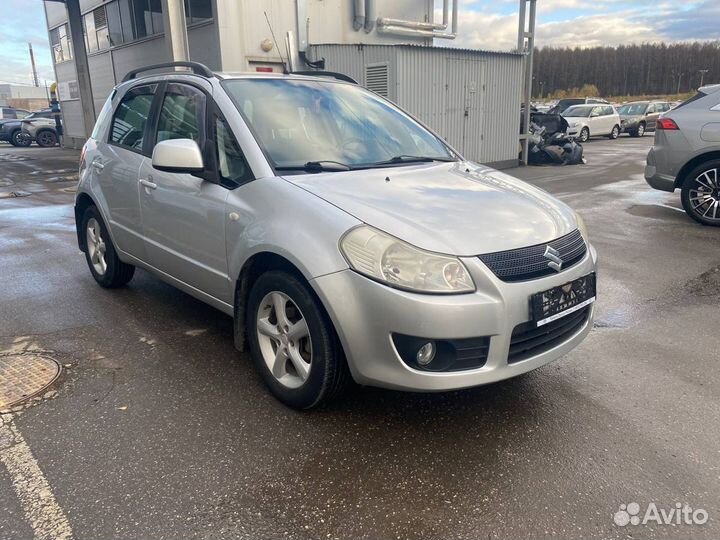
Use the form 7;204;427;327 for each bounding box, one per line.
618;103;648;115
222;78;454;170
562;106;592;117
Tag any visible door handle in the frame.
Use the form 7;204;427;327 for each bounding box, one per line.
139;177;157;190
91;160;105;171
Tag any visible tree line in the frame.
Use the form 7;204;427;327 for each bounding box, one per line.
532;42;720;99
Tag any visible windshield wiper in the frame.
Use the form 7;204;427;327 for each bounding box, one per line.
275;160;352;173
365;155;457;167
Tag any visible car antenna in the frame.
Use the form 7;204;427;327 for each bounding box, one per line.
264;11;289;75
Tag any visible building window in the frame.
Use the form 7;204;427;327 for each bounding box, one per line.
83;6;110;52
185;0;212;23
50;24;73;63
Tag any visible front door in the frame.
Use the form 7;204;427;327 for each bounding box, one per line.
138;82;231;303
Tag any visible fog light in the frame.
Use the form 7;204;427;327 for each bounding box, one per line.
416;342;436;366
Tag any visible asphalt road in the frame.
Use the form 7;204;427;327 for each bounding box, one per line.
0;135;718;540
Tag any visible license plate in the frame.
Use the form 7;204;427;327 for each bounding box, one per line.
531;273;596;327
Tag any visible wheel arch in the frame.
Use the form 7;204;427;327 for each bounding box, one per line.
233;251;334;353
675;151;720;189
74;192;97;252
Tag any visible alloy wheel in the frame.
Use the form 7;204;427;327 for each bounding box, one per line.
688;168;720;222
256;291;312;389
637;124;645;137
86;218;107;275
37;131;56;147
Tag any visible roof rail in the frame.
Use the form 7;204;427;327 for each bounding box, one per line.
290;70;358;84
122;61;214;83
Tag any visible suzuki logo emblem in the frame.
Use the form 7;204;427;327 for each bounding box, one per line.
543;246;563;272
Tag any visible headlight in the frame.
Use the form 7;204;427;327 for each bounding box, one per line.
340;226;475;294
576;213;589;241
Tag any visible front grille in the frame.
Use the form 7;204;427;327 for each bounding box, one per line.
508;306;590;364
478;230;586;282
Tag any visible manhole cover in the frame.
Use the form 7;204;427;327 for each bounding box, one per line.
0;354;61;410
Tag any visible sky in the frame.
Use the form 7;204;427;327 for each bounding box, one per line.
0;0;717;87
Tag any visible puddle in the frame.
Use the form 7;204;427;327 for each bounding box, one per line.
627;203;685;220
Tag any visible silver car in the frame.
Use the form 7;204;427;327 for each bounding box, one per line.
562;104;621;142
645;84;720;226
75;62;598;408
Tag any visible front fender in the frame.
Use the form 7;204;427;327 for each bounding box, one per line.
226;176;360;283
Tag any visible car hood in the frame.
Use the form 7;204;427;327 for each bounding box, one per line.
282;162;578;256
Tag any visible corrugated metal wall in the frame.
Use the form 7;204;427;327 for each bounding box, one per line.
311;44;523;167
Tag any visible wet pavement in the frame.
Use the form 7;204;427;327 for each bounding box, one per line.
0;137;718;539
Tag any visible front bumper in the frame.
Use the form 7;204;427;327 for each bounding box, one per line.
311;244;598;391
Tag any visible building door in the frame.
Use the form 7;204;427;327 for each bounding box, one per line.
444;59;486;160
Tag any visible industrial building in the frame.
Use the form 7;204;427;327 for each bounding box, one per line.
0;84;50;111
43;0;529;167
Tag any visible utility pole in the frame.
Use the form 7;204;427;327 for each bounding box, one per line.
699;69;709;88
28;43;39;87
518;0;537;166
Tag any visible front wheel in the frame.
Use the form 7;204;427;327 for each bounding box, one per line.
246;271;349;409
578;127;590;143
632;123;646;137
81;206;135;287
11;130;31;147
608;125;620;140
680;160;720;226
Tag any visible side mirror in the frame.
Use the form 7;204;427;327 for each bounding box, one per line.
152;139;204;173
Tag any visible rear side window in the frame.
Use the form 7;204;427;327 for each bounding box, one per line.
110;84;157;151
603;106;614;115
674;92;705;110
156;83;206;144
2;108;17;119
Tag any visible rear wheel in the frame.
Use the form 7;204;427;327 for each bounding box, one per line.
578;127;590;143
632;123;645;137
681;160;720;226
246;271;349;409
36;130;57;147
11;130;30;147
81;206;135;287
608;125;620;140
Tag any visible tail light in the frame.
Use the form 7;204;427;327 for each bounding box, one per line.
656;118;679;130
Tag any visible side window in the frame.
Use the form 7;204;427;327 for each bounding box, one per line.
110;84;157;151
646;104;656;114
591;106;603;117
156;83;205;144
215;115;252;185
604;106;614;116
3;109;17;119
16;110;30;119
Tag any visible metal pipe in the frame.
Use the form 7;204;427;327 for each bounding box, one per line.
376;0;457;39
364;0;376;33
377;25;455;39
161;0;190;62
295;0;307;52
353;0;365;31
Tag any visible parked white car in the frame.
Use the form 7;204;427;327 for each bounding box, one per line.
562;104;621;142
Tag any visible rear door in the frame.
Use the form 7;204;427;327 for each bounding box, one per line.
96;82;159;261
138;81;232;302
604;106;618;133
589;106;606;135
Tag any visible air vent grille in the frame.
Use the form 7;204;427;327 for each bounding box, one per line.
365;64;389;98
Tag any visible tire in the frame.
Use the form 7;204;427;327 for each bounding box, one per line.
633;123;646;138
11;130;30;147
246;270;350;409
36;130;58;147
81;206;135;287
680;160;720;226
579;127;590;143
608;125;620;140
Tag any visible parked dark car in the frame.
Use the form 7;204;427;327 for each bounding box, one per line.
618;101;673;137
0;110;57;147
0;107;32;146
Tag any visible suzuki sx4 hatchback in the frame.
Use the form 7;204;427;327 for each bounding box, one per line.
75;63;597;409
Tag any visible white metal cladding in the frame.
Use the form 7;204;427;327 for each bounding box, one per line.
310;44;524;166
